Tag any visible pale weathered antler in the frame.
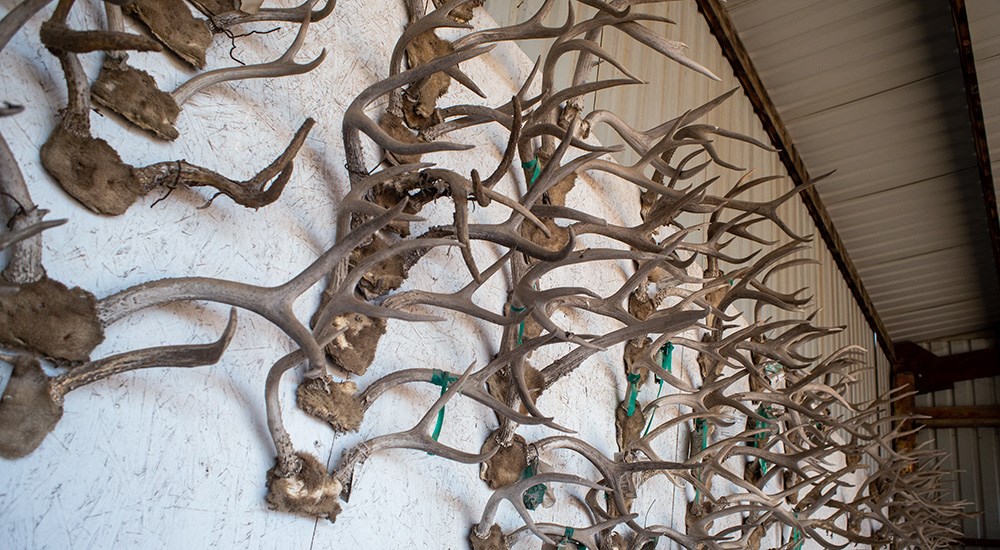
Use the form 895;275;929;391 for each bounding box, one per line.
334;361;500;499
0;309;237;459
96;201;414;379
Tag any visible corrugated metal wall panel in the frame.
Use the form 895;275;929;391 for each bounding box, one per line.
483;0;890;422
918;338;1000;546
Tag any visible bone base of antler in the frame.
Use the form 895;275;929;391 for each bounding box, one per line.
311;312;386;376
296;376;364;432
0;312;235;459
479;432;529;490
91;56;181;140
615;400;646;453
0;355;62;459
124;0;212;68
265;451;343;522
469;523;507;550
0;276;103;361
40;126;139;216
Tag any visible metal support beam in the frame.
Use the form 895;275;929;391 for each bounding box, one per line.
695;0;895;364
951;0;1000;304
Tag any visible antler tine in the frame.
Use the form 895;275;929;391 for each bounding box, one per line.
172;3;327;106
453;0;572;50
337;162;433;238
474;471;611;546
629;409;733;460
531;77;643;132
206;0;336;29
39;0;161;53
133;117;315;209
535;188;713;254
335;361;500;499
540;38;643;101
431;218;578;263
533;435;698;533
0;219;65;253
423;167;553;266
1;310;238;459
0;130;52;284
356;365;566;430
541;305;708;388
512;513;638;549
545;227;704;325
474;95;522;190
385;0;479;115
673;124;776;171
264;324;347;476
422;54;538;140
612;17;719;80
381;250;518;326
502;353;575;432
96;200;411;380
311;237;462;333
343;45;495;185
55;309;238;396
513;248;675;347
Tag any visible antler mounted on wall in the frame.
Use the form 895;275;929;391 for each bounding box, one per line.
0;0;970;548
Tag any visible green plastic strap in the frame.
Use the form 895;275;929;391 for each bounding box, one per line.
694;418;708;503
521;461;547;510
429;369;458;442
792;511;803;550
625;373;642;417
521;158;541;186
559;527;578;548
662;341;674;374
511;305;526;346
642;342;673;436
754;405;771;474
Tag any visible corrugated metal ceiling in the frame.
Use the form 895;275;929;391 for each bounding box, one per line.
969;2;1000;225
726;0;1000;343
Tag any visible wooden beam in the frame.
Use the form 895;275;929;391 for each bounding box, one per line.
913;347;999;393
894;341;999;393
913;405;1000;428
951;0;1000;301
695;0;895;364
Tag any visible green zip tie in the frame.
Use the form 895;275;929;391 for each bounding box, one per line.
625;373;642;417
694;418;708;503
521;158;541;185
559;527;584;549
429;369;458;443
642;342;673;436
792;511;803;550
521;461;547;510
753;405;772;474
510;305;526;346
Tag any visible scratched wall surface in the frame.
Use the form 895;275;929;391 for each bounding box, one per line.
1;1;870;549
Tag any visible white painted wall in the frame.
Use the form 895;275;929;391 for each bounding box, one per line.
0;1;872;549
